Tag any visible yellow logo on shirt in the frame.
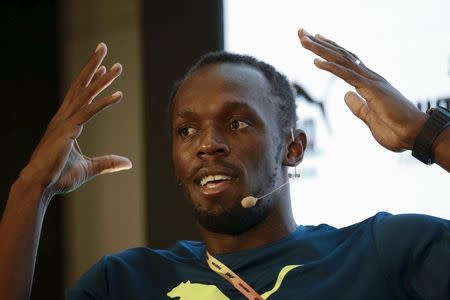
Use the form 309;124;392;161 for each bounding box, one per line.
167;264;301;299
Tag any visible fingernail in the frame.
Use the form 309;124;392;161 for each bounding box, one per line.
112;91;123;97
313;58;326;65
110;63;122;71
315;33;325;40
100;164;132;175
96;42;105;53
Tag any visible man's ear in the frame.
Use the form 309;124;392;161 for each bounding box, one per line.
282;129;307;166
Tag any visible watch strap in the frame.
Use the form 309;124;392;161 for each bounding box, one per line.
412;106;450;164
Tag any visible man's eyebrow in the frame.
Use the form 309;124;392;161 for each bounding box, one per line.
175;110;194;119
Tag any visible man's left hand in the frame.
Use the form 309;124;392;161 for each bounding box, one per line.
298;28;428;152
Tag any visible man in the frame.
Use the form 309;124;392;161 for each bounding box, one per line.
0;29;449;299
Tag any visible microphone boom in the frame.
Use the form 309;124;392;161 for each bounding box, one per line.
240;181;290;208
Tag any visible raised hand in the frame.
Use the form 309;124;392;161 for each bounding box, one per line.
0;43;132;300
23;42;132;198
298;29;428;152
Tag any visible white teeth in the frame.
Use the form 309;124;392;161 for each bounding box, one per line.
200;174;231;186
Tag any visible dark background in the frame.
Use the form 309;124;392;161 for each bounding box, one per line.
0;0;223;298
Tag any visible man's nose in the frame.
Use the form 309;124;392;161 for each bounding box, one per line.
197;127;230;158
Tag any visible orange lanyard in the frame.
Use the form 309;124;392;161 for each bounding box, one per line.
206;251;264;300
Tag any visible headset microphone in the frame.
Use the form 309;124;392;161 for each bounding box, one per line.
241;180;290;208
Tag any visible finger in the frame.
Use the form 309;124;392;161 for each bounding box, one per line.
300;33;344;63
84;63;122;104
313;58;366;88
344;91;370;124
299;29;355;61
308;32;386;82
56;44;107;117
314;34;359;60
314;34;362;68
75;91;123;125
62;155;132;187
90;65;106;85
92;155;133;177
76;42;108;88
299;30;374;79
299;29;358;63
304;36;368;76
314;34;385;81
298;28;308;39
299;30;352;65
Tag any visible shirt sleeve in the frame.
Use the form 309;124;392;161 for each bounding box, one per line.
65;256;110;300
372;213;450;299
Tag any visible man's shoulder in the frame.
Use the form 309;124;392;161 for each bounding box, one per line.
297;211;448;250
368;212;450;298
309;211;448;235
370;212;449;249
371;211;447;235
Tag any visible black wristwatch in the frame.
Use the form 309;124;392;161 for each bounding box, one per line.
412;106;450;165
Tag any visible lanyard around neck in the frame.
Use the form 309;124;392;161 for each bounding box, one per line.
206;251;264;300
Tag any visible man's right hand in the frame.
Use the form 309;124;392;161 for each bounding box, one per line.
0;43;132;300
21;42;132;200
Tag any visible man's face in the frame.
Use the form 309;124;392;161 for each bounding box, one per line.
171;63;285;235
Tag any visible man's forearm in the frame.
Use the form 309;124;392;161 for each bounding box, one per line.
0;170;50;300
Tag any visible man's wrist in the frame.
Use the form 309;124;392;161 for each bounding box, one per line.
405;111;428;150
12;167;53;209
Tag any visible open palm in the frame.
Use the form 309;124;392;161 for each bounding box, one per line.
24;43;131;197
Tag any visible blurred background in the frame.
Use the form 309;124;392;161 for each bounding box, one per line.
223;0;450;227
1;0;448;298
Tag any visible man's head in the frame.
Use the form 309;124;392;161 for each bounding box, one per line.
170;52;306;235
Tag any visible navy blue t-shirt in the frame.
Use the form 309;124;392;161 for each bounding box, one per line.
66;212;450;299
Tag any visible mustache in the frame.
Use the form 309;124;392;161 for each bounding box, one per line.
186;159;242;182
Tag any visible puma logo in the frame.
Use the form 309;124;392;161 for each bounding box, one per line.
167;264;302;299
167;281;229;299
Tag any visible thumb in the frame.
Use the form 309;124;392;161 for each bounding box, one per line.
90;155;133;176
344;91;370;124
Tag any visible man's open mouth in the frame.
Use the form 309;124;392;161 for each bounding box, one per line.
200;174;232;188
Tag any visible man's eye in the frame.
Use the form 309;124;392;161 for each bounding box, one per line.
230;120;249;130
178;127;197;137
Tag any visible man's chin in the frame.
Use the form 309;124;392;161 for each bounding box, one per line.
193;201;270;236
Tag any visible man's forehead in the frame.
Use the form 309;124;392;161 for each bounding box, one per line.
170;62;278;127
176;62;271;99
174;101;257;119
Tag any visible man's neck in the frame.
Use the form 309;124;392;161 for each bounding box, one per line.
199;203;297;255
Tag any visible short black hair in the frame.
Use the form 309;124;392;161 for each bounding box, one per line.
169;51;297;135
